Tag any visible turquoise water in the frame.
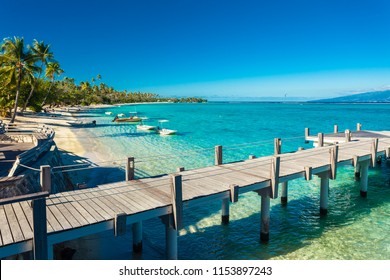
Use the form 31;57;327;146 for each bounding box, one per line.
71;103;390;259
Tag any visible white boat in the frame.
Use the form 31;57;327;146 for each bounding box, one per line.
137;124;157;131
117;113;125;117
157;120;177;135
158;128;177;135
105;112;113;115
136;118;156;131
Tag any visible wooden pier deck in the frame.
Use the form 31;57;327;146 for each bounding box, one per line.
1;129;390;259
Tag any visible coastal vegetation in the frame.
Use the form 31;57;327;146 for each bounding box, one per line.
0;37;206;122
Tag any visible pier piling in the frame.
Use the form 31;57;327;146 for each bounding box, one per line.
163;215;178;260
132;222;143;253
260;194;270;242
221;199;230;225
318;171;329;216
281;182;288;205
360;160;370;197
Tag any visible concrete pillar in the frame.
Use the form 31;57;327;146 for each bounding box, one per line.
318;172;329;215
165;215;178;260
221;198;230;225
260;195;270;242
132;222;143;253
281;182;288;205
360;160;370;197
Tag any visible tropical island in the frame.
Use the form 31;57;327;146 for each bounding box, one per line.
0;37;206;122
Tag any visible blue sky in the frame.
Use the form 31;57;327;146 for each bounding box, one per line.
2;0;390;99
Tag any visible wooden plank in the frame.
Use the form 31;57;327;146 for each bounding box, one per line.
47;197;81;228
46;205;64;232
55;191;106;223
11;203;33;240
0;191;49;206
0;207;14;245
19;200;53;233
4;204;24;243
46;202;72;230
55;191;98;225
81;191;118;217
101;186;147;213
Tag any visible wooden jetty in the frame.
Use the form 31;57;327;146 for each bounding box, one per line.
0;125;390;259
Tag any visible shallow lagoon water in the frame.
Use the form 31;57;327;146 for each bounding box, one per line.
70;103;390;259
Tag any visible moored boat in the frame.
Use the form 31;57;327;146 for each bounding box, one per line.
157;120;177;135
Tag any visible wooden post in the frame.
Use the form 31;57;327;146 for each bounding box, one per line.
270;156;280;199
334;125;338;134
345;130;351;142
32;198;48;259
215;145;222;165
114;213;127;236
132;222;143;253
305;128;310;143
357;123;362;131
274;138;281;155
281;182;288;205
40;165;51;193
360;160;370;197
318;133;324;147
370;138;378;167
221;198;229;225
304;166;312;180
318;172;329;215
126;157;135;181
170;174;183;230
260;194;270;242
329;146;338;180
32;165;50;259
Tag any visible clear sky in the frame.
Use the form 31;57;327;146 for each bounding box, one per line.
2;0;390;99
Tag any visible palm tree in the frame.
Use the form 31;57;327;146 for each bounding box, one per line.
22;40;53;112
41;61;63;107
0;37;38;123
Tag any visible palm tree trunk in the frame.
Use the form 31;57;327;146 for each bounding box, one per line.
41;79;54;107
10;75;22;123
22;82;35;112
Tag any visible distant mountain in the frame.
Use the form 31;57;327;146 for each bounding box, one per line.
311;90;390;103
